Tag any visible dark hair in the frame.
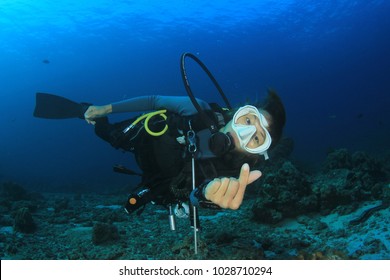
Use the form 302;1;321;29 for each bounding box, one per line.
259;89;286;149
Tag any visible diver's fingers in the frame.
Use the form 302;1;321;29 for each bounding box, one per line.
204;164;262;210
84;106;103;125
204;178;221;200
204;178;237;209
230;164;262;209
214;178;230;197
248;170;262;185
237;163;250;189
238;163;262;186
85;104;111;121
86;119;96;125
85;118;96;125
84;106;96;119
222;179;240;208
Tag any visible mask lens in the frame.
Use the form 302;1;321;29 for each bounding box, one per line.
231;105;272;155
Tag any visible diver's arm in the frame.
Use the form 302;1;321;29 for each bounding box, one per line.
84;95;210;124
111;95;210;116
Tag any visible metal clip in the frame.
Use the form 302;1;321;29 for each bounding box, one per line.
187;120;197;154
187;130;197;154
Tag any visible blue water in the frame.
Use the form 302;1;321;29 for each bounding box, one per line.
1;0;389;191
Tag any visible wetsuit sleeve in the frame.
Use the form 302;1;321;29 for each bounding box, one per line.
190;180;221;210
111;95;211;116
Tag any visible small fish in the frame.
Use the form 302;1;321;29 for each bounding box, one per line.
42;59;50;64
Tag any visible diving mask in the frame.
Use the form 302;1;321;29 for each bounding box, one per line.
231;105;272;159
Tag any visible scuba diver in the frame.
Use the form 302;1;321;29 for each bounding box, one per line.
33;54;286;249
83;92;285;211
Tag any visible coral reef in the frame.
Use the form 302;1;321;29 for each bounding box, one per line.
251;161;317;224
251;149;389;223
0;148;389;260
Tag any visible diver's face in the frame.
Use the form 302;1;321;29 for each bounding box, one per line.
235;113;268;150
224;117;268;152
221;106;272;157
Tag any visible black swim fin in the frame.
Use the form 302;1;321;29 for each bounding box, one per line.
33;92;91;119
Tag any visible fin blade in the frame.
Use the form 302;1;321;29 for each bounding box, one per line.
33;92;87;119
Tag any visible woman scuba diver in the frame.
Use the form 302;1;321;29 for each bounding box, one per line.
84;88;285;211
33;53;286;253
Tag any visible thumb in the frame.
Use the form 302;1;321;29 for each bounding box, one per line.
238;164;262;186
247;170;262;185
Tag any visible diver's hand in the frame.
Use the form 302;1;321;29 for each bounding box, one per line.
84;104;112;125
204;163;262;210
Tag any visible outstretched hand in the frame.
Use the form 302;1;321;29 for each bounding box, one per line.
203;163;262;210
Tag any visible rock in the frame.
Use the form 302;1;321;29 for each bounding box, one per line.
92;222;119;245
1;182;28;201
252;161;317;223
13;207;36;233
323;149;352;170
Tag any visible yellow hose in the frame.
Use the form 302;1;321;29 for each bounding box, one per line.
131;109;168;136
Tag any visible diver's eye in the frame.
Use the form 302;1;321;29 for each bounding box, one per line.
245;117;251;125
253;135;260;145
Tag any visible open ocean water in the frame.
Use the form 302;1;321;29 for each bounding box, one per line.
0;0;389;261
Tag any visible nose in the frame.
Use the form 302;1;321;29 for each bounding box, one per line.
235;124;256;146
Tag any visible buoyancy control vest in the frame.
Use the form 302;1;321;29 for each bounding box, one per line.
137;108;257;204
